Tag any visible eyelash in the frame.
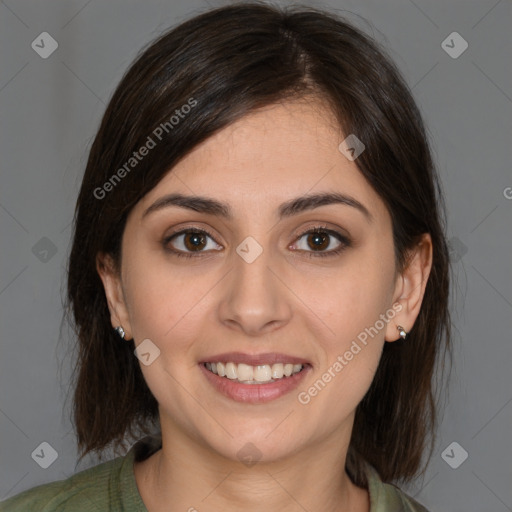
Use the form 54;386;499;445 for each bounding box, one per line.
162;225;351;259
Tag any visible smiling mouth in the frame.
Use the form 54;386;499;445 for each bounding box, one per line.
203;361;307;384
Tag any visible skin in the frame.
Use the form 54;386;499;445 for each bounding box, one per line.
97;98;432;512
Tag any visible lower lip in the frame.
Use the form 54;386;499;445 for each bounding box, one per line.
199;363;311;404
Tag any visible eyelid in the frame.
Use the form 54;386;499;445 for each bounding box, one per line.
293;222;349;241
163;224;220;242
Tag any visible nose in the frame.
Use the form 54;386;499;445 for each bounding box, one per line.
217;240;292;336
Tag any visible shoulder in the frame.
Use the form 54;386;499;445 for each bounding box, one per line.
393;489;430;512
0;454;126;512
365;463;430;512
0;435;161;512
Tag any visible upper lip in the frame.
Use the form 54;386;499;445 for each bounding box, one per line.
199;352;311;366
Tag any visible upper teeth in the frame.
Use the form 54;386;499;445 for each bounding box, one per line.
205;362;304;383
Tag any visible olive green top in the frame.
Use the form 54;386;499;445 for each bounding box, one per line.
0;435;429;511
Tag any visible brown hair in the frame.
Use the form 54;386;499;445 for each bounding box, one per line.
65;1;452;486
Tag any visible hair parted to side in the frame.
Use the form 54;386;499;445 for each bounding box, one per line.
65;1;452;487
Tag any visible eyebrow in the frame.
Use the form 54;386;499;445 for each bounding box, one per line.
142;191;373;223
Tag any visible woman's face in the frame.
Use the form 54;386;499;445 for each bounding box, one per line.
99;99;423;463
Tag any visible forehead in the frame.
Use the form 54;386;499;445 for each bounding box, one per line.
134;100;388;223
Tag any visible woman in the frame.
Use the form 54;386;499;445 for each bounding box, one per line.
1;2;451;511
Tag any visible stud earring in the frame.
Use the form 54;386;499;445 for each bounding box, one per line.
397;325;407;340
115;326;126;339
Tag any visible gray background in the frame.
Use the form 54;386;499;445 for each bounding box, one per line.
1;0;511;510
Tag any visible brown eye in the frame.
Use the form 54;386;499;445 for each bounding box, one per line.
182;232;208;251
163;228;222;258
292;227;351;258
305;231;330;251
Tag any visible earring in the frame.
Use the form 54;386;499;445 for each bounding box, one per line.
397;325;407;340
115;326;126;339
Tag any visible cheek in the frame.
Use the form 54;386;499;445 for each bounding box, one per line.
296;275;388;424
303;248;395;343
121;254;213;410
122;248;209;341
297;241;394;401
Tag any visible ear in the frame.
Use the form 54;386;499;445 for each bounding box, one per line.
96;252;133;340
385;233;433;342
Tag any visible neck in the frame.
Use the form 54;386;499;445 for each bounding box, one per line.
135;419;370;512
